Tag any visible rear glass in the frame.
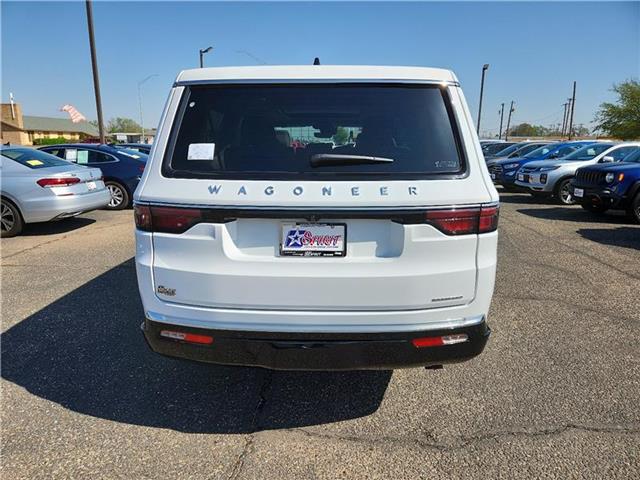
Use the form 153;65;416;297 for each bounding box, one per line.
164;84;465;179
1;148;71;169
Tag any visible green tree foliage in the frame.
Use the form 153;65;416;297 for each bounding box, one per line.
508;123;546;137
332;126;350;145
107;117;142;133
595;80;640;139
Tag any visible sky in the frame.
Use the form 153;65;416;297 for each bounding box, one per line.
1;1;639;136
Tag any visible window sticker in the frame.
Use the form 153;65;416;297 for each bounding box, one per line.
65;149;77;161
77;150;89;164
26;159;44;166
187;143;215;160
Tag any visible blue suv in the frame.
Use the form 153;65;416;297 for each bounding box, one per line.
571;148;640;223
488;141;595;191
40;144;147;209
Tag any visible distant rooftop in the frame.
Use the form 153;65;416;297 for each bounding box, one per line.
22;115;98;136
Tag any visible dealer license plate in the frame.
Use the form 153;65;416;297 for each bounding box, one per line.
86;181;97;191
280;223;346;257
517;173;525;182
574;188;584;198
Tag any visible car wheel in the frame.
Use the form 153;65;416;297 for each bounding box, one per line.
105;181;130;210
628;192;640;224
1;198;24;238
555;179;576;205
581;202;608;214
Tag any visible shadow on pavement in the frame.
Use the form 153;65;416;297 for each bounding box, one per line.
577;227;640;250
517;206;630;224
20;217;96;236
498;192;555;205
1;258;390;433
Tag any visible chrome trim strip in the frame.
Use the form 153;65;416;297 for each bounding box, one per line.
145;310;485;334
134;201;490;211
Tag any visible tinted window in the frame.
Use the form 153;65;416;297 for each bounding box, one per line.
65;148;114;164
609;146;639;161
623;149;640;163
1;148;71;169
524;145;555;158
513;143;549;156
492;143;522;157
554;145;580;158
164;84;465;179
483;142;515;155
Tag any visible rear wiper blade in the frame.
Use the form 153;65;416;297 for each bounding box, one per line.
310;154;394;167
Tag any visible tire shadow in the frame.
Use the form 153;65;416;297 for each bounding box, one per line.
1;258;391;433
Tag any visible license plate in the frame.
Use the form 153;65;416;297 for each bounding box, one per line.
281;223;346;257
517;173;524;182
574;188;584;198
86;181;97;191
490;173;496;180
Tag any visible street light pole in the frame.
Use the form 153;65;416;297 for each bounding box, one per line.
476;64;489;135
199;46;213;68
137;74;158;144
85;0;105;143
498;103;505;140
504;101;515;141
568;81;577;140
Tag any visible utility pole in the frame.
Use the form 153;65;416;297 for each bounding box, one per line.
476;64;489;135
561;102;568;137
137;74;157;144
568;81;576;140
504;101;515;141
85;0;105;144
498;103;505;140
199;46;213;68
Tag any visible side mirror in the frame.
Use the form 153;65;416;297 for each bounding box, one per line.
600;155;615;163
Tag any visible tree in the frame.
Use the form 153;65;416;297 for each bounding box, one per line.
595;80;640;139
332;126;349;145
107;117;141;133
508;123;547;137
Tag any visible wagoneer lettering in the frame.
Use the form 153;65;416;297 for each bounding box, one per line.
135;65;499;370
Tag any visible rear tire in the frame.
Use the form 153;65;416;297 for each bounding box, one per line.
555;178;576;205
581;203;608;214
105;181;129;210
627;192;640;224
1;198;24;238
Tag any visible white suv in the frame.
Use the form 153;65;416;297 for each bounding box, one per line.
134;65;499;370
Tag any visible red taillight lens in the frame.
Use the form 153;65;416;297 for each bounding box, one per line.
412;334;468;348
425;204;499;235
160;330;214;345
134;205;203;234
37;177;81;188
479;204;499;233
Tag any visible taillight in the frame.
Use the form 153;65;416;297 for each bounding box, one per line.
37;177;81;188
412;334;469;348
134;204;203;234
160;330;214;345
424;204;499;235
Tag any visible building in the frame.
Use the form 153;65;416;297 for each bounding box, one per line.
1;103;98;145
108;129;156;144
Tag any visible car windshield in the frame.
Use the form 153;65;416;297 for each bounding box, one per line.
561;143;613;161
483;142;514;155
1;148;72;169
513;143;549;156
523;145;555;158
492;143;523;157
164;84;465;179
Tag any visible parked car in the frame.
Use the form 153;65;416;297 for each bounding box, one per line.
115;143;152;155
39;144;147;209
485;141;555;166
572;148;640;222
0;147;110;237
515;142;640;204
482;141;518;157
135;65;498;371
489;141;595;191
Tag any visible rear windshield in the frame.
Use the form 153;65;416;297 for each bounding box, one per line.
561;143;612;161
1;148;71;169
163;84;466;180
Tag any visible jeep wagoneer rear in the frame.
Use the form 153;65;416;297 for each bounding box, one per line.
134;66;498;370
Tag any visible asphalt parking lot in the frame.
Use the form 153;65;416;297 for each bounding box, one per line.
1;192;639;479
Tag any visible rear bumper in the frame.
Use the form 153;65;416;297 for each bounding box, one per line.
142;316;491;371
21;189;111;223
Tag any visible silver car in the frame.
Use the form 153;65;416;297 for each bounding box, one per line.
514;142;640;204
1;147;111;237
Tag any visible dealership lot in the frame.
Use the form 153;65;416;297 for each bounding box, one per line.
1;194;639;479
